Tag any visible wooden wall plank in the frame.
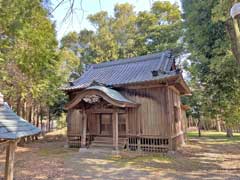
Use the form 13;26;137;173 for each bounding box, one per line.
66;84;186;150
122;87;171;137
67;109;82;136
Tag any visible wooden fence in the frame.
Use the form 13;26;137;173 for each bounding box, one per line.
127;135;169;152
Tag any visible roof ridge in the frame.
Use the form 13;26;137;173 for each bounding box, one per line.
65;50;177;91
91;51;171;69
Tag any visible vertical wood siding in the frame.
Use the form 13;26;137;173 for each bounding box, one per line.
167;87;185;150
122;86;170;137
67;109;82;136
87;113;98;135
67;85;186;151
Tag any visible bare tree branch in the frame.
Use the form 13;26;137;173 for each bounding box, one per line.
49;0;65;15
99;0;102;10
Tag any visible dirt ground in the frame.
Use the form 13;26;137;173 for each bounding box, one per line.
0;130;240;180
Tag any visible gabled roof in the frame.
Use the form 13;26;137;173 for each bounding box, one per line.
87;86;136;105
65;85;138;110
63;51;190;95
64;51;177;90
0;103;41;140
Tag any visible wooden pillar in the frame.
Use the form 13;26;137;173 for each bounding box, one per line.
166;87;173;151
113;111;119;151
97;114;101;135
125;111;129;150
5;141;17;180
81;110;87;147
125;110;129;136
137;138;141;152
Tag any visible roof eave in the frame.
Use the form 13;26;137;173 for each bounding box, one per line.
62;75;178;93
64;87;138;110
175;75;191;96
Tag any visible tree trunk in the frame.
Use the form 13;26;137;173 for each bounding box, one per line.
32;105;35;126
216;115;221;132
36;106;40;128
48;109;51;132
22;101;27;120
226;18;240;65
16;97;21;116
41;115;43;130
226;128;233;137
205;120;209;131
28;105;32;123
197;118;201;137
194;118;198;127
188;115;193;127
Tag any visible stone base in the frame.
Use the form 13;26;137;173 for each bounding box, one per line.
167;150;176;156
64;144;69;148
111;150;120;156
79;147;88;152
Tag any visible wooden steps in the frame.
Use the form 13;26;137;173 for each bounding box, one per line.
90;136;127;149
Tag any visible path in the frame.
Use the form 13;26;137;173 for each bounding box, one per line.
0;131;239;180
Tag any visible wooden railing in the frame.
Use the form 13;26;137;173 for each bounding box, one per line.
68;134;81;148
67;134;95;148
68;134;171;152
127;135;169;152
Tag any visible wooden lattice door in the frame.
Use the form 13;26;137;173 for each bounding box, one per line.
100;114;112;136
119;114;126;136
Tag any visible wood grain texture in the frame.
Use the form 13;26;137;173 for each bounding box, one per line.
66;85;186;151
5;141;17;180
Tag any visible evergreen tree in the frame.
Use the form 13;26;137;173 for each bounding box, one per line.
182;0;240;136
61;1;182;64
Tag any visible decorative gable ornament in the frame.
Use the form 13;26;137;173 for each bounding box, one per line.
230;3;240;18
83;95;100;103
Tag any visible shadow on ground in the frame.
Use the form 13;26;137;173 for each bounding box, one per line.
0;130;239;180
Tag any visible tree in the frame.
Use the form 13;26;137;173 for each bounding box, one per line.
182;0;240;136
0;0;73;132
61;1;182;66
112;3;137;58
211;0;240;65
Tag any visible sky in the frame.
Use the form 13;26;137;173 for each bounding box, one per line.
51;0;181;40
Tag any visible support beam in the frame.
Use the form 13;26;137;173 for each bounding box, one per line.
86;108;126;114
112;111;119;151
5;141;17;180
81;110;87;147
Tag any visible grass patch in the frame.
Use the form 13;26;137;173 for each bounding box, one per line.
46;128;67;136
187;130;240;143
42;128;67;142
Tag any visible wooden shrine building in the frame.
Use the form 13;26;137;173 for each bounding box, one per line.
63;51;190;152
0;93;41;180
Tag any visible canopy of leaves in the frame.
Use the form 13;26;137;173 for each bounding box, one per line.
182;0;240;126
60;1;182;65
0;0;77;121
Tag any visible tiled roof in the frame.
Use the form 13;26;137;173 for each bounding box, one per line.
0;103;41;140
64;51;177;91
